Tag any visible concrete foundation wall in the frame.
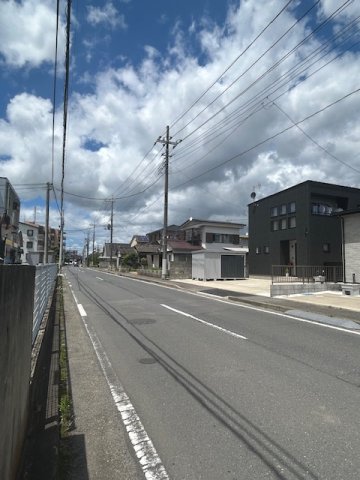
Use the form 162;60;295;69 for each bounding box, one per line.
271;282;341;297
0;265;35;480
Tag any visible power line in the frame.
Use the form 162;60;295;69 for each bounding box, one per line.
170;86;360;192
59;0;72;267
51;0;60;184
177;0;353;144
272;99;360;174
169;0;296;130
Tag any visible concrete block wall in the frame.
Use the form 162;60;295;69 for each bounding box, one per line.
0;265;35;480
169;259;192;279
270;282;341;297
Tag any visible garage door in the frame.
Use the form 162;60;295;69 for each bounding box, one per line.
221;255;244;278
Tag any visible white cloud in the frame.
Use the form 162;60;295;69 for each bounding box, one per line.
0;0;65;68
87;2;127;30
1;0;360;247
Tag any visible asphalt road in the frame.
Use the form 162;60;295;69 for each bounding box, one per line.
65;267;360;480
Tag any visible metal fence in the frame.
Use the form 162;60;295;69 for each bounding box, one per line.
272;265;343;285
32;264;58;344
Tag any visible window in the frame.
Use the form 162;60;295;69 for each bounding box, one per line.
26;241;33;249
270;206;278;217
27;229;33;237
205;232;214;243
271;220;279;231
280;218;287;230
280;204;287;215
288;202;296;213
312;203;333;216
264;246;270;254
288;216;296;228
255;247;261;254
323;243;330;253
232;235;240;245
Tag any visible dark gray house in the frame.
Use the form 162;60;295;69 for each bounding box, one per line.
248;180;360;275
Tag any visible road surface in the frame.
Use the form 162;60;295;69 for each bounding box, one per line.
65;267;360;480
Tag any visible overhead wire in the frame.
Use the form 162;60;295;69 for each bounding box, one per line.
169;86;360;193
172;0;322;138
171;16;360;169
272;99;360;174
51;0;60;184
169;0;297;130
175;0;353;145
96;0;297;203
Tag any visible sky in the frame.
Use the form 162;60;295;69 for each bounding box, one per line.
0;0;360;254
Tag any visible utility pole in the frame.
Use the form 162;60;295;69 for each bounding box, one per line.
109;197;114;270
155;126;181;279
44;182;51;263
92;222;95;266
86;230;90;266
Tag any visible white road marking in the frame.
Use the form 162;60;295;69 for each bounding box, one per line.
67;282;168;479
77;304;87;317
200;296;360;336
80;272;360;336
161;304;247;340
96;276;104;281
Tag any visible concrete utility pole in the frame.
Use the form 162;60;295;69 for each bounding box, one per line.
44;182;51;263
155;126;181;279
109;197;114;270
92;222;96;266
86;230;90;266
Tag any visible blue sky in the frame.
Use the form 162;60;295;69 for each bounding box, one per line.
1;0;360;253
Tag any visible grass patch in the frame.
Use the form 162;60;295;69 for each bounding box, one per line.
57;278;74;478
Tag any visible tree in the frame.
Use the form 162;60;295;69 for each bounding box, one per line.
121;252;139;268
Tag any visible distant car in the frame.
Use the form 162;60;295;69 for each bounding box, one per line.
73;261;79;267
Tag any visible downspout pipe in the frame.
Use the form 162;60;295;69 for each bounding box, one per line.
340;216;345;283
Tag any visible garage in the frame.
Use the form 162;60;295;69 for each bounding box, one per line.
192;247;248;280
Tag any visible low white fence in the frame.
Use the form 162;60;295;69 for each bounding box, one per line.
32;264;58;344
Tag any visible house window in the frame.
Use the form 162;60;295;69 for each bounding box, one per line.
26;241;33;249
280;204;287;215
271;220;279;231
232;235;240;245
323;243;330;253
280;218;287;230
255;247;261;254
312;203;333;216
270;206;278;217
27;229;34;237
288;216;296;228
205;232;214;243
264;246;270;254
288;202;296;213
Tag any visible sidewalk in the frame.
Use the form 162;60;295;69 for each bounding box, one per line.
173;277;360;316
117;272;359;325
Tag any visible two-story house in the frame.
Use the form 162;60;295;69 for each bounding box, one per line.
179;218;248;280
248;180;360;276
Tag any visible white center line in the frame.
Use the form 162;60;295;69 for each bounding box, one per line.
161;304;247;340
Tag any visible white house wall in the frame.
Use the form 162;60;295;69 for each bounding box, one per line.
192;252;205;279
344;215;360;283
